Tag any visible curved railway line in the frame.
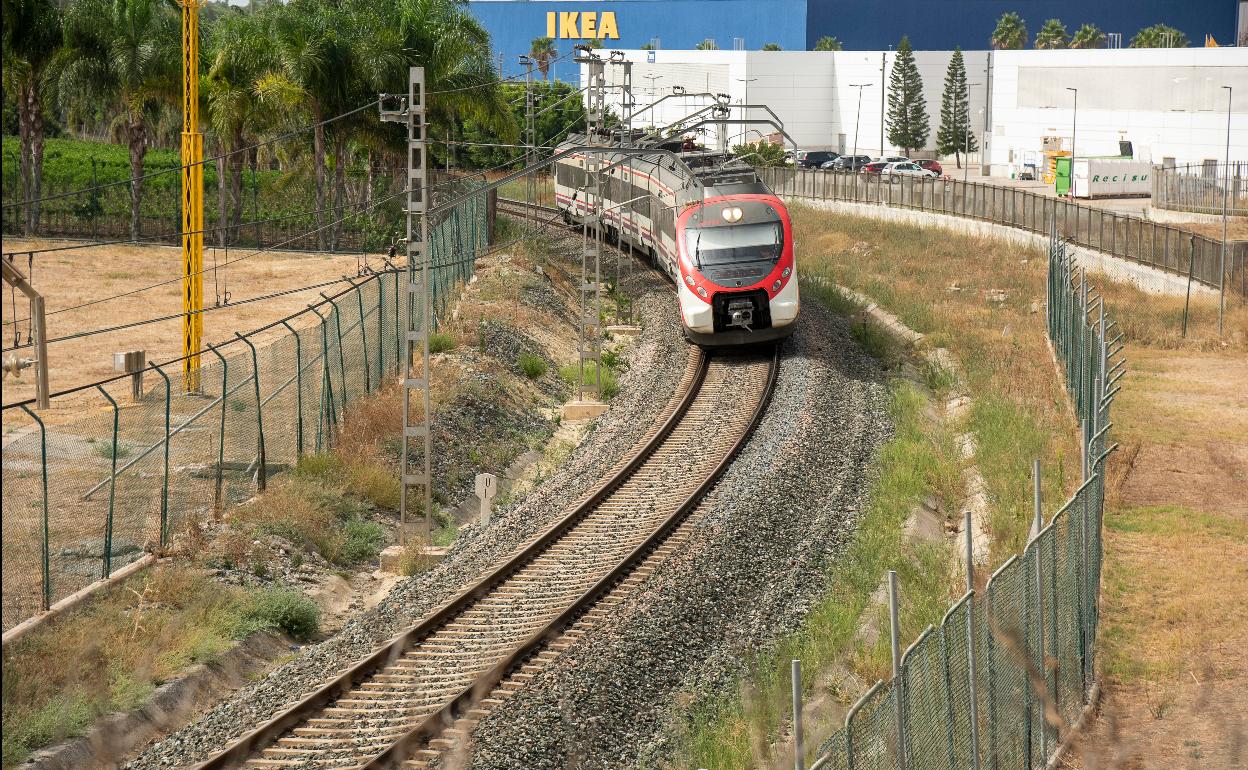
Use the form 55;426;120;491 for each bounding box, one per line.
193;343;780;770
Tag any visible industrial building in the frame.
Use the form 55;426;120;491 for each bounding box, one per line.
470;0;1243;79
586;47;1248;176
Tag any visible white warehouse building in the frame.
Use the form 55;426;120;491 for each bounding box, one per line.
590;47;1248;177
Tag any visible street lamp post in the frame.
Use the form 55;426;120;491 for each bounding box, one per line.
850;82;872;199
735;77;758;145
1066;87;1078;197
962;82;982;183
1220;85;1232;336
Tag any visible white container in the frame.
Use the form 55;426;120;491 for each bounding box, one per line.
1071;159;1152;198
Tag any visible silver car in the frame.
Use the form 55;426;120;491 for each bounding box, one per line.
884;161;938;182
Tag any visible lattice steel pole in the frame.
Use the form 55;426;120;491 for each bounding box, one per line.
179;0;205;393
576;49;606;401
522;56;536;211
382;70;431;545
612;53;633;288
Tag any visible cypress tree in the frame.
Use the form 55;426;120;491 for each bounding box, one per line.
936;47;977;168
886;36;929;156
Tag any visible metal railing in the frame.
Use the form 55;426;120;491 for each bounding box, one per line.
811;227;1119;770
760;167;1247;299
1153;162;1248;217
0;185;489;633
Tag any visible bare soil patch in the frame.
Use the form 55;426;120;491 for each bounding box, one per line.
1068;347;1248;768
2;238;364;418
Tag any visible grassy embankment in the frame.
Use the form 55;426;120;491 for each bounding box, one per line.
678;202;1248;767
676;203;1086;767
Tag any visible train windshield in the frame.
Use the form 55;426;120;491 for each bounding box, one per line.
684;201;785;276
686;222;784;267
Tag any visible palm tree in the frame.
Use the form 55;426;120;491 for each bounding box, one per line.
813;36;843;51
1035;19;1069;49
2;0;61;234
529;37;556;80
695;39;718;51
55;0;177;239
1069;23;1107;49
991;12;1028;49
762;43;781;51
206;8;273;246
1130;24;1189;48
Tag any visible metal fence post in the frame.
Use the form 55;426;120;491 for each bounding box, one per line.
322;292;350;406
352;279;372;394
793;659;805;770
205;343;228;513
235;333;267;491
20;404;51;611
889;569;907;770
97;385;120;578
310;305;335;450
279;321;304;458
965;510;982;770
151;363;172;546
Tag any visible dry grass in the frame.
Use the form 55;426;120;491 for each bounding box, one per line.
1;238;362;422
791;202;1079;563
1;565;265;766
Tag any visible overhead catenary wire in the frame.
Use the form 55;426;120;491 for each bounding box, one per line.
1;186;580;409
3;50;580;214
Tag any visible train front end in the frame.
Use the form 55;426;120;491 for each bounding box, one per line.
675;194;799;346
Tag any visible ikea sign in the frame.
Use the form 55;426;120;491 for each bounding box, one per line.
545;11;620;39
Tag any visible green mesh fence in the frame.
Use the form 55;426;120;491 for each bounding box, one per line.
761;166;1246;298
1;185;487;632
812;228;1118;770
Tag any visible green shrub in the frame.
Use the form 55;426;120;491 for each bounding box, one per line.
244;587;320;641
518;352;548;379
559;361;620;399
599;347;626;372
428;332;457;353
340;518;386;564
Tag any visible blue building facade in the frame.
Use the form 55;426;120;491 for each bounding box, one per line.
469;0;1239;79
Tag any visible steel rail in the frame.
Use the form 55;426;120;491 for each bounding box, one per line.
367;344;782;769
194;346;712;770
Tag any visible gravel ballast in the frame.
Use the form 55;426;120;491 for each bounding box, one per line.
466;299;891;769
125;248;685;770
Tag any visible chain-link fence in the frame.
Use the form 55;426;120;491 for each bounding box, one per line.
760;167;1247;299
1152;162;1248;217
811;226;1120;770
1;184;489;633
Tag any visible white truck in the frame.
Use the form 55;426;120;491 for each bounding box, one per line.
1071;158;1152;198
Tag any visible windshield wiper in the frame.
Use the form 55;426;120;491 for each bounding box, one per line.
693;231;703;269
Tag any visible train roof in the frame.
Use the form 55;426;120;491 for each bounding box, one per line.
556;134;772;199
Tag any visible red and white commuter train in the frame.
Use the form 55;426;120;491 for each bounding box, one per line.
553;137;799;346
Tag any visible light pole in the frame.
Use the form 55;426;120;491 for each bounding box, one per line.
735;77;758;145
1220;85;1231;336
850;82;872;198
1066;87;1078;197
961;82;982;183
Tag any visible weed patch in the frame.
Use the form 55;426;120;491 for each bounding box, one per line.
518;352;548;379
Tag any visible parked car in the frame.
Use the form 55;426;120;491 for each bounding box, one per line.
875;155;910;164
884;161;939;181
861;161;889;175
795;150;840;168
916;159;943;175
826;154;871;172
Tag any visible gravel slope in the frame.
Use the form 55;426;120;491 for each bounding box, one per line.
125;256;685;770
466;299;891;769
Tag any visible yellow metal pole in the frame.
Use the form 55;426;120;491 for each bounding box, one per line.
180;0;204;392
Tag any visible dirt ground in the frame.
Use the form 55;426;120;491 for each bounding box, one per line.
2;238;366;424
1064;348;1248;769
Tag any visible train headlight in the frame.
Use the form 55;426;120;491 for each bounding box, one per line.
696;286;708;298
781;267;791;278
721;206;743;223
772;280;782;292
684;274;695;286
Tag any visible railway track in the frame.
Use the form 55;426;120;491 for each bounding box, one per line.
495;196;560;223
195;345;779;770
